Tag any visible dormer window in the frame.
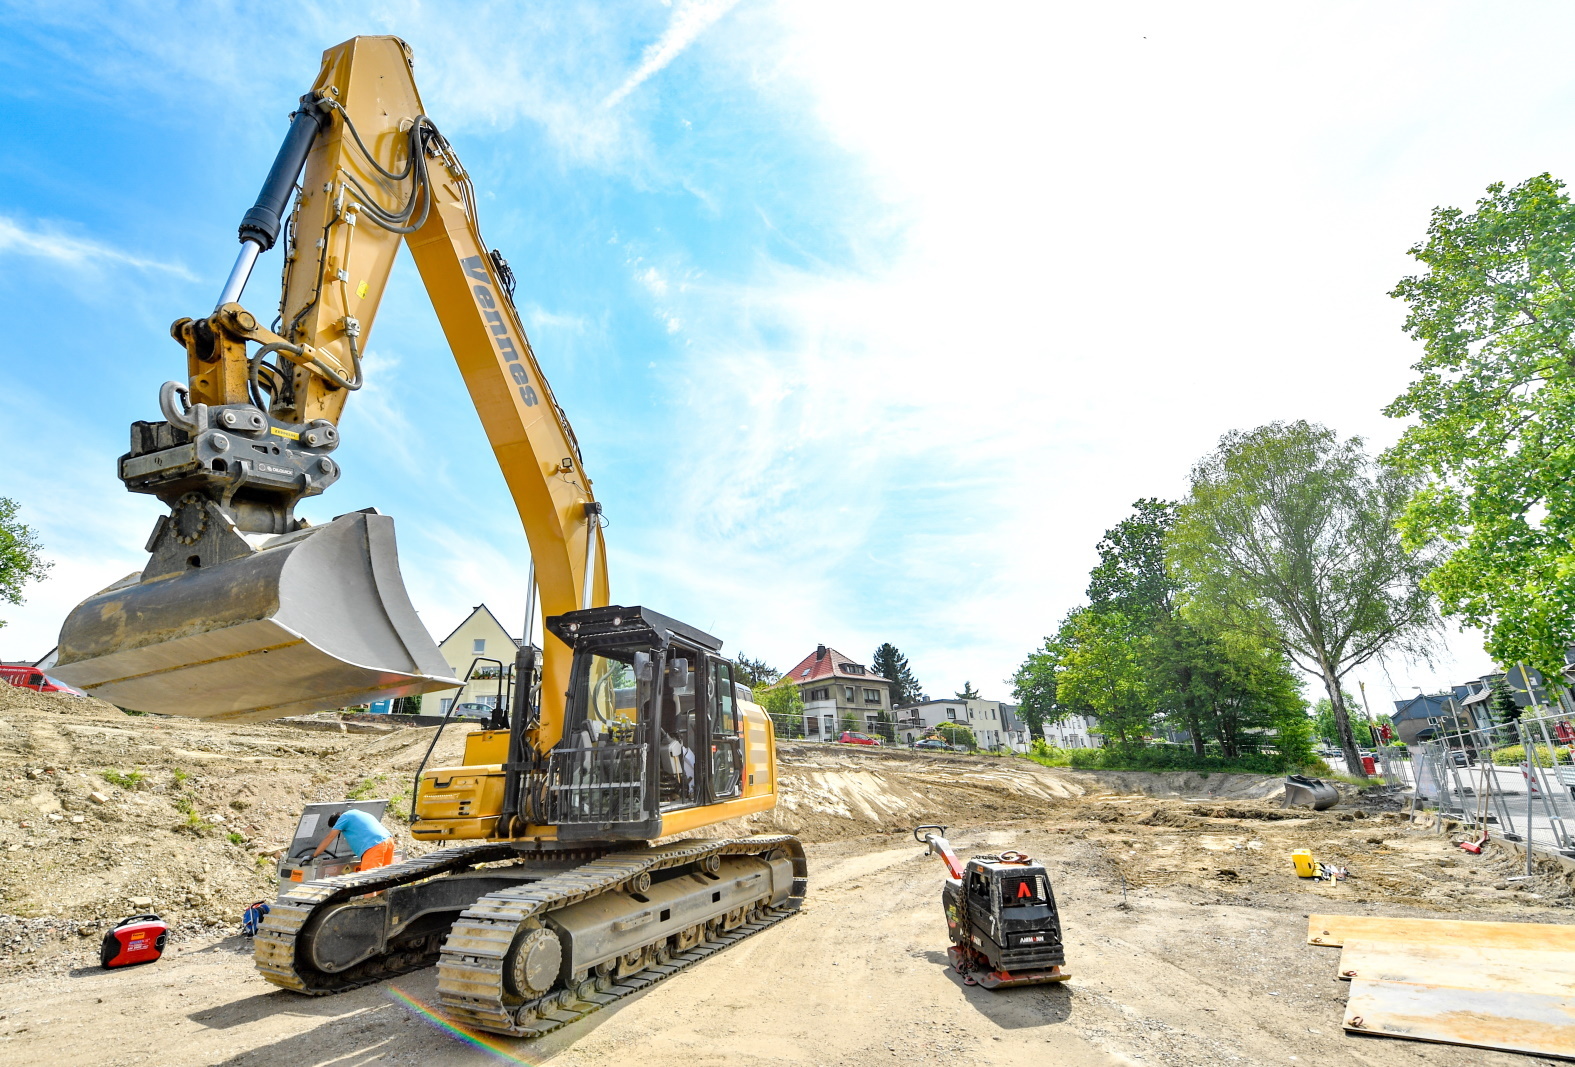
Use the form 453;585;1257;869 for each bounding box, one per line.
839;663;865;675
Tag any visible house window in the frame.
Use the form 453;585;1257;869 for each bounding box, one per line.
839;663;865;675
844;686;855;702
809;687;830;702
439;698;454;714
472;638;486;654
863;688;881;704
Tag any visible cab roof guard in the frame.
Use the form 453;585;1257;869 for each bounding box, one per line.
545;605;722;654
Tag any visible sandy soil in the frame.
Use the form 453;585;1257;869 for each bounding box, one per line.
1;691;1569;1066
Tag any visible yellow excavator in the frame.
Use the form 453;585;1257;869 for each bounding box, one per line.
50;35;803;1037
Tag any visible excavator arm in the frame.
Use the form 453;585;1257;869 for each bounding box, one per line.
53;36;606;744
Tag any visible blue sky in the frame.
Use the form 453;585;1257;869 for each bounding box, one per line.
5;1;1575;710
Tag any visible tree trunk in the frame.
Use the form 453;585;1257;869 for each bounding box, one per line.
1322;664;1367;779
1187;705;1205;757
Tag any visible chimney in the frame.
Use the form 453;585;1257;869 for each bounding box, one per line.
815;644;827;661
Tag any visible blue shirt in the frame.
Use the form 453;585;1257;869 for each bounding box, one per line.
333;808;391;856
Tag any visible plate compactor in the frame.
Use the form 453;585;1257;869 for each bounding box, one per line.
915;826;1070;989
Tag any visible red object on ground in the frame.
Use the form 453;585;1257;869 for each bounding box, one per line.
1361;756;1377;775
101;915;168;969
0;665;88;697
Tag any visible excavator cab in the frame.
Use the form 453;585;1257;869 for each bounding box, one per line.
540;606;730;841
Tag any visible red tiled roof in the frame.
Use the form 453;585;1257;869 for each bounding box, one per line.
783;646;891;686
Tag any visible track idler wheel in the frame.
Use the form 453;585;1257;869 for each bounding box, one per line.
504;928;563;1000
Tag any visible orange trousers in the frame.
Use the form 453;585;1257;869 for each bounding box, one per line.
357;839;395;871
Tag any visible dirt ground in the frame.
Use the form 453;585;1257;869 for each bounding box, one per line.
1;689;1571;1066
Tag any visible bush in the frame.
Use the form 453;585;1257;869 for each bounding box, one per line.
1058;745;1306;775
1024;741;1071;767
1491;743;1574;767
936;722;977;749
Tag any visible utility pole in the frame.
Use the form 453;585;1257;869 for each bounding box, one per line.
1358;681;1380;747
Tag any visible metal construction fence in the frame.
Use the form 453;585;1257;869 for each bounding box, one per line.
761;711;1016;750
1400;709;1575;861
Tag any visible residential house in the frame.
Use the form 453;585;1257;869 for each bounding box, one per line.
893;696;1014;749
1040;713;1103;750
1390;692;1461;747
429;605;521;717
999;704;1032;751
782;645;896;740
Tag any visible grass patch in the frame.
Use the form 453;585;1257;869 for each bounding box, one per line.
346;774;385;801
171;767;190;787
226;831;245;846
101;768;147;791
176;809;213;835
1022;743;1325;777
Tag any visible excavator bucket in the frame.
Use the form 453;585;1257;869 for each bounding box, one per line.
1282;774;1339;811
51;511;459;722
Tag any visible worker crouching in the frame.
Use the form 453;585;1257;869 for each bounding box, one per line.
314;808;395;872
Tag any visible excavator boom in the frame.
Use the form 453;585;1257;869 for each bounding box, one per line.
53;36;605;741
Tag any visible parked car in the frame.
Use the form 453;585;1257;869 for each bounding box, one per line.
838;731;882;747
912;738;948;751
0;665;88;697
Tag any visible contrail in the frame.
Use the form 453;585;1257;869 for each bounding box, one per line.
603;0;740;109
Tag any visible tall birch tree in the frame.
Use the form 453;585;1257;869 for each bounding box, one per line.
1168;422;1439;777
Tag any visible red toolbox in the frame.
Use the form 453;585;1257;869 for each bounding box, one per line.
100;915;168;969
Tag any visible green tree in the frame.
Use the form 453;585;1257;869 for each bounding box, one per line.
733;654;780;689
1087;498;1179;620
1310;696;1354;747
955;681;980;700
756;682;805;739
1168;422;1440;778
1150;620;1306;759
872;643;922;706
936;721;976;749
0;498;50;629
1055;609;1153;747
1011;614;1081;738
393;695;423;714
1491;678;1524;730
1385;174;1575;686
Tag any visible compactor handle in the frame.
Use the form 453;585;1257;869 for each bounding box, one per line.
913;825;964;881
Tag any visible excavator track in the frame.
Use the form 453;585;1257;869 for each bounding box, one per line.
437;834;806;1037
253;832;806;1037
256;841;543;993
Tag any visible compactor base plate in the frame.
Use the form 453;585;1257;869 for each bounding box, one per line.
948;946;1070;989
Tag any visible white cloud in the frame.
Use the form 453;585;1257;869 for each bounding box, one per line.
605;1;1575;707
0;216;195;278
603;0;740;109
526;305;588;333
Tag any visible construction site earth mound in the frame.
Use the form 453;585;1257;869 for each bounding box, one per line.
0;688;1569;1065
